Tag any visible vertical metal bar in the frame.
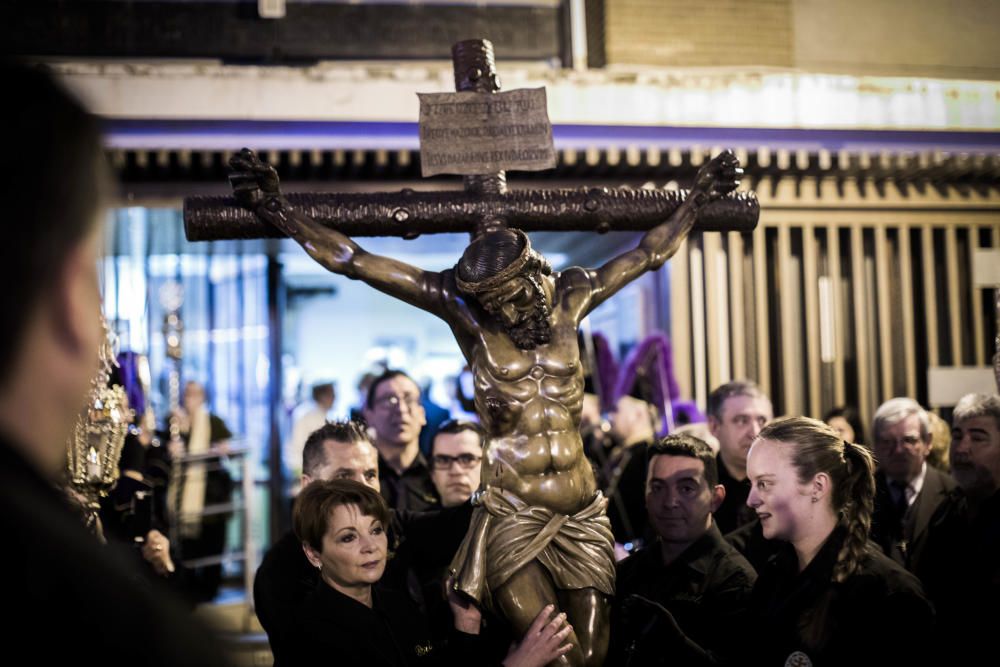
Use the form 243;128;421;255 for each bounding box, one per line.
728;231;746;379
970;226;985;366
753;222;771;396
851;225;872;427
670;239;692;401
242;449;255;613
922;225;940;368
778;224;799;416
703;232;730;389
945;226;963;364
236;255;247;441
803;225;821;417
898;225;917;398
266;256;285;543
690;239;708;409
828;224;845;405
874;225;893;401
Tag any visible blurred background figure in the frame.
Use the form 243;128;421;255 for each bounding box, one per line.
167;379;235;602
925;411;951;472
605;369;660;553
362;369;439;511
418;376;452;458
822;405;866;447
673;422;720;454
287;381;336;494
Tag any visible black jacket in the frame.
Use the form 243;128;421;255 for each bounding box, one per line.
378;451;440;512
255;501;473;665
286;584;435;666
750;527;934;666
610;522;757;665
285;581;490;667
871;466;957;577
918;487;1000;662
714;455;755;535
0;431;231;666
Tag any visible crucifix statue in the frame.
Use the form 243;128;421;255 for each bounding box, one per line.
185;39;757;666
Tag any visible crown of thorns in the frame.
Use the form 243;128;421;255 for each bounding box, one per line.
455;228;535;295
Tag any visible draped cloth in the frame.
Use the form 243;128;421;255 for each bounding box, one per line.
449;487;615;609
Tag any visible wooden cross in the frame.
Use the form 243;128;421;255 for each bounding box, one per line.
183;39;758;242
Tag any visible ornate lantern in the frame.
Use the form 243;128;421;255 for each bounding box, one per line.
67;315;132;509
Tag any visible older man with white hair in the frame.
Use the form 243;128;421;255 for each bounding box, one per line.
870;397;957;576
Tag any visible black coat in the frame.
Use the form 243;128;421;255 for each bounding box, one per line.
286;584;435;666
871;466;957;577
610;522;757;665
0;432;231;666
714;455;755;535
254;501;473;665
378;451;440;512
285;582;490;667
750;527;934;666
918;487;1000;662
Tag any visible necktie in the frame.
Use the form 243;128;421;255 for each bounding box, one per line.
889;480;910;531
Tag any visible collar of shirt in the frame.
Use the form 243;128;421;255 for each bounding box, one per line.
888;462;927;507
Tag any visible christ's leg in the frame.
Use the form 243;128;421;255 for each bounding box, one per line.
558;587;609;667
493;561;585;666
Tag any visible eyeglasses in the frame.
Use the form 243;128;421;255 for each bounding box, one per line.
372;394;421;412
431;453;482;470
876;435;924;449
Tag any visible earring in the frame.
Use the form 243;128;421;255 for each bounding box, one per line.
811;496;819;503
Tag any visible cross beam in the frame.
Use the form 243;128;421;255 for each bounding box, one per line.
183;38;759;242
184;187;759;241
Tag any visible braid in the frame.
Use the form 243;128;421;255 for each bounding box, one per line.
759;418;879;584
832;441;875;583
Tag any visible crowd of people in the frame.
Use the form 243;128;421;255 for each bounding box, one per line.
259;370;1000;666
4;60;1000;667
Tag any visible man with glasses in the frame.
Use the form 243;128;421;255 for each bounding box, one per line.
362;369;441;511
430;420;485;508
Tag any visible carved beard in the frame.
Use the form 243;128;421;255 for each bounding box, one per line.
506;308;551;349
503;283;552;350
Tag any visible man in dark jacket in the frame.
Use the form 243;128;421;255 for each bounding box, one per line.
870;397;957;578
0;62;229;666
924;393;1000;662
610;434;757;665
707;381;773;535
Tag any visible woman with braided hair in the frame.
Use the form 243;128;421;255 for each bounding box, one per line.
745;417;933;665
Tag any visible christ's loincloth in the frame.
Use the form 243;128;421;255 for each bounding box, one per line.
449;487;615;608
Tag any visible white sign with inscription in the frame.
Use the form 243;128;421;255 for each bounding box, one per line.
418;88;557;177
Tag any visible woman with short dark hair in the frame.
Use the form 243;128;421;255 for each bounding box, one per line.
288;479;571;666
